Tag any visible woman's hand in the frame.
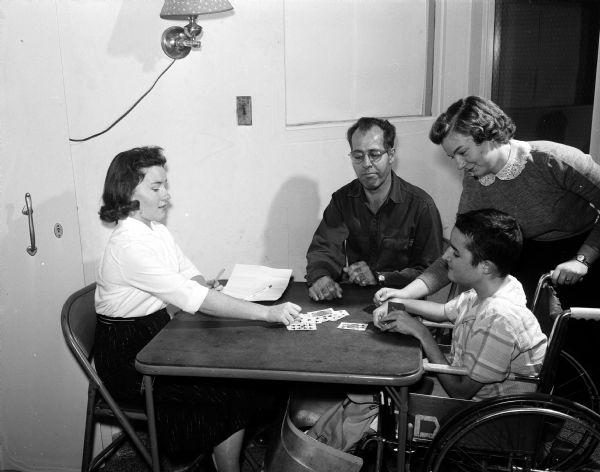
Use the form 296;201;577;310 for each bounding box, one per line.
206;279;224;291
266;302;302;325
552;259;588;285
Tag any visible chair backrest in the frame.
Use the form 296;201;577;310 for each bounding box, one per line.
61;283;154;469
61;283;101;382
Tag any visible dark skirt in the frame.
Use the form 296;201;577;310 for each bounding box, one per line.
511;230;600;385
95;310;282;454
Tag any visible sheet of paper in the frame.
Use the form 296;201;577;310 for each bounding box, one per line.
221;264;292;301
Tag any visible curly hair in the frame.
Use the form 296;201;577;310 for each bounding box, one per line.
430;96;516;145
99;146;167;224
454;208;523;277
346;117;396;150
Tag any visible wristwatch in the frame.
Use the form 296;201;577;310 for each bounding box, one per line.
575;254;590;267
375;271;386;285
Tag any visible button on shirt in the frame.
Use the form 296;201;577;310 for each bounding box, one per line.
306;172;443;288
95;217;208;318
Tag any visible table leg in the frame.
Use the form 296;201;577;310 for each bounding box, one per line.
385;386;409;472
143;375;160;472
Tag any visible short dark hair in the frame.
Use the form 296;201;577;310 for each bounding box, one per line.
454;208;523;277
429;96;516;145
99;146;166;223
346;117;396;149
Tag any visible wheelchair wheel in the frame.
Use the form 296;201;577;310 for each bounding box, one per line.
423;393;600;472
553;351;600;413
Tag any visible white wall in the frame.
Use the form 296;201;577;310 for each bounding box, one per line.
0;0;483;469
64;0;471;286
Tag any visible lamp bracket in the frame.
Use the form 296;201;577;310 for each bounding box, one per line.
161;16;203;60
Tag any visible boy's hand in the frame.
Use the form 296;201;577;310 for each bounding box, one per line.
374;287;400;306
373;302;389;328
379;310;424;337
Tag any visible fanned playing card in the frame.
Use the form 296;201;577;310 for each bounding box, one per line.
286;320;317;331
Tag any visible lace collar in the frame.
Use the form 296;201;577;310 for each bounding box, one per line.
478;142;528;186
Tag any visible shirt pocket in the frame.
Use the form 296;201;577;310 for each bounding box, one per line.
379;237;411;269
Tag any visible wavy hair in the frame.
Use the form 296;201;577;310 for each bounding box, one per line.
430;96;516;145
99;146;166;223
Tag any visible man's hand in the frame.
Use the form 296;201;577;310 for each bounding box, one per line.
308;276;343;301
343;261;376;286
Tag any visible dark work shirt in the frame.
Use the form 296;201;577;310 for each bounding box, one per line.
306;172;443;288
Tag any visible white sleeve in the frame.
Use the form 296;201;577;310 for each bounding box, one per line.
117;243;208;313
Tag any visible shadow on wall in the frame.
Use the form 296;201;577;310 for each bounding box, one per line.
261;176;321;281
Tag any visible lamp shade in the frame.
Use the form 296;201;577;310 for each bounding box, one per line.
161;0;233;19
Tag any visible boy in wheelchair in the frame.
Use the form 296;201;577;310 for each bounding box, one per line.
274;209;548;470
374;208;547;400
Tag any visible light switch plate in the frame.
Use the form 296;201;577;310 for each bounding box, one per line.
237;96;252;126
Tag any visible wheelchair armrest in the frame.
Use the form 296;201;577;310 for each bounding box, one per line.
570;307;600;321
423;359;468;375
422;320;454;330
508;373;538;383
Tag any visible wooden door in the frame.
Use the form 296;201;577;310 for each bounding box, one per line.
0;1;88;469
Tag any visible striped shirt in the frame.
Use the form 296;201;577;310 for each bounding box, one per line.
444;276;547;400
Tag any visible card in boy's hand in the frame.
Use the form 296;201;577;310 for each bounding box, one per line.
387;302;406;314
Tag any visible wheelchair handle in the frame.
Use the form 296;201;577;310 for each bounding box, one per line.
569;307;600;321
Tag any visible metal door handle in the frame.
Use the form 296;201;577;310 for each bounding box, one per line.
22;193;37;256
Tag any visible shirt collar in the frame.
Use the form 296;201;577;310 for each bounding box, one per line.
118;216;158;233
348;171;403;203
456;276;527;324
478;140;529;187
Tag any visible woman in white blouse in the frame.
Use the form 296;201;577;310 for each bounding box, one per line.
94;146;301;472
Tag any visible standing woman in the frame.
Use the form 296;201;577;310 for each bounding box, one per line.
94;146;301;472
376;96;600;382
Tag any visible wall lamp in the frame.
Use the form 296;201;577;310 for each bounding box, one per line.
160;0;233;59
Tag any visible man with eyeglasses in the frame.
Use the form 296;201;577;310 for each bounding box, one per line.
306;117;443;301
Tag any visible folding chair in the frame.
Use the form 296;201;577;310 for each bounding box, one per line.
61;283;155;471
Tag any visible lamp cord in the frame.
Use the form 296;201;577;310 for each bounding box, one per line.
69;59;177;142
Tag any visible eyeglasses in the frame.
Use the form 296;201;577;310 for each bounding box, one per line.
348;149;390;163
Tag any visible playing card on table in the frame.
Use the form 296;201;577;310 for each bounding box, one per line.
337;322;368;331
307;308;334;317
298;313;323;324
327;309;350;321
286;319;317;331
304;308;334;324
